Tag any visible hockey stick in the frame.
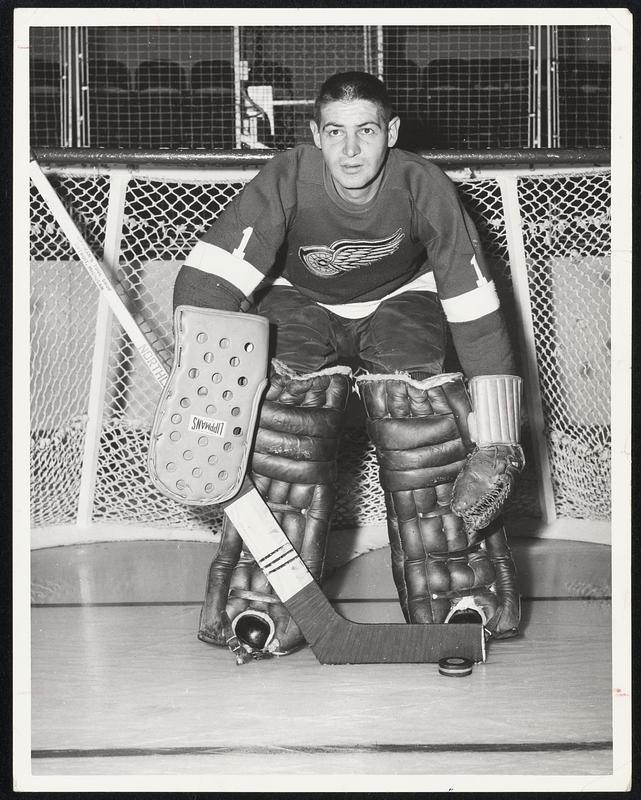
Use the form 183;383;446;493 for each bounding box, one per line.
29;157;485;664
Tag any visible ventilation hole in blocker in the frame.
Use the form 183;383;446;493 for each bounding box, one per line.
198;436;209;447
222;390;233;401
204;483;214;493
219;338;230;349
238;377;248;386
171;413;182;424
223;442;232;452
208;455;218;465
188;368;199;379
233;427;242;436
206;404;217;415
180;398;190;408
183;450;194;461
231;407;240;416
244;342;254;352
218;470;229;480
212;373;222;384
192;467;202;478
197;386;208;396
204;352;214;363
166;462;177;472
176;479;186;490
170;431;181;442
197;332;208;344
229;356;240;367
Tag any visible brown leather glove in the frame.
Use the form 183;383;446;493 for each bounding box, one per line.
451;375;525;531
452;443;524;531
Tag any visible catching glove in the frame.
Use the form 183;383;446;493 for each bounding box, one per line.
451;374;525;531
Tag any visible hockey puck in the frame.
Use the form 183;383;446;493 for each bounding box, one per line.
438;656;474;677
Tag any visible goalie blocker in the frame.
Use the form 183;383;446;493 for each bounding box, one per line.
148;305;486;664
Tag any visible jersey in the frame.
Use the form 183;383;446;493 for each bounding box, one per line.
186;144;498;320
177;144;516;377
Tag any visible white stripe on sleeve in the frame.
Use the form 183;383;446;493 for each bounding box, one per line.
440;280;500;323
184;241;265;297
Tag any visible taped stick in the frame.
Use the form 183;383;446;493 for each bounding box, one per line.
30;159;485;664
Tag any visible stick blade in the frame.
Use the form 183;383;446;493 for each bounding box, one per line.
285;581;486;665
227;490;486;664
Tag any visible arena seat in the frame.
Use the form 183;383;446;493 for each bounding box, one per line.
30;60;61;146
557;59;610;147
384;58;431;151
133;60;186;148
423;58;528;149
187;60;235;149
422;59;469;148
87;59;135;148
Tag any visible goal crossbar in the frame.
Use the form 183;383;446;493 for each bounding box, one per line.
32;146;611;168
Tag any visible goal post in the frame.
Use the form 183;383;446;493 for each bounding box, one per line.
27;148;612;550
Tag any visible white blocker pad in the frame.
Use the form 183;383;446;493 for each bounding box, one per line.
148;305;269;505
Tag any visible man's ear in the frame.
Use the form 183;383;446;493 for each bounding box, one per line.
309;119;321;149
387;116;400;147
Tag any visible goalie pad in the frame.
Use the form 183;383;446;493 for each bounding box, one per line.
148;305;269;505
198;360;351;656
357;371;520;639
451;374;525;531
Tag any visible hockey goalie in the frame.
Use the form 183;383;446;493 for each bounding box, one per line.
149;71;525;661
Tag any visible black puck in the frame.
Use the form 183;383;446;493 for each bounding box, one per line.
438;656;474;677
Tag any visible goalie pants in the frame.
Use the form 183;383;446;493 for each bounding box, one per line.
254;284;447;375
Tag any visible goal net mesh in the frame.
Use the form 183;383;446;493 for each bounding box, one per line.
29;162;611;536
517;171;611;518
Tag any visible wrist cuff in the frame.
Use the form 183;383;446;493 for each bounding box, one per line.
185;240;264;297
468;374;522;445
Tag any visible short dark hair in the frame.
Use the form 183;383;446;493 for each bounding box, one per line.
313;71;392;125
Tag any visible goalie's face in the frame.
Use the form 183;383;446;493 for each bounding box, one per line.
310;99;400;204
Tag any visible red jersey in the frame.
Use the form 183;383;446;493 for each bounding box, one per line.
188;144;501;324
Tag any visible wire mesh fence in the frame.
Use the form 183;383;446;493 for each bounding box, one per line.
556;25;611;148
29;158;611;539
28;25;611;151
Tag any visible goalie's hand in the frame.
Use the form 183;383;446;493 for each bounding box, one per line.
451;443;525;531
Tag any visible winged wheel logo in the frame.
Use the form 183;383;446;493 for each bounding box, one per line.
299;228;404;278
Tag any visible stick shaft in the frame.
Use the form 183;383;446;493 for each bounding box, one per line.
29;159;168;387
224;486;314;601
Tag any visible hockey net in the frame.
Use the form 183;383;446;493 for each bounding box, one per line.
28;154;611;542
